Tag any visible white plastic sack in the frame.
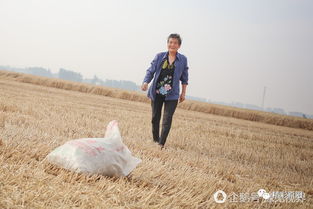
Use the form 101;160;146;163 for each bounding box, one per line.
46;120;141;177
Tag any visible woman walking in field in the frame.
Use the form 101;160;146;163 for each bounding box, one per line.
141;33;189;150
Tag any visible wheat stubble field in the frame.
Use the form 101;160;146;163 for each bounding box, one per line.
0;73;313;209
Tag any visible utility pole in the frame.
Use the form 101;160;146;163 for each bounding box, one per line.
262;86;266;110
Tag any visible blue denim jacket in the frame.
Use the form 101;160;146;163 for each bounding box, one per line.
143;51;189;101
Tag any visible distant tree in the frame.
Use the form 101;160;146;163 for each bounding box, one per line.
104;79;139;91
26;67;53;77
58;68;83;82
91;75;105;85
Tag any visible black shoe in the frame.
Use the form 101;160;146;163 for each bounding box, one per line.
158;143;165;150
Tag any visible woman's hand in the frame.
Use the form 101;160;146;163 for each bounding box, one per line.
179;93;185;103
141;82;148;91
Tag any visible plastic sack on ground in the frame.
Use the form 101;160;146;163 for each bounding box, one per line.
45;120;142;177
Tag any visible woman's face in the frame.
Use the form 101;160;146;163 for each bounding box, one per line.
167;38;180;53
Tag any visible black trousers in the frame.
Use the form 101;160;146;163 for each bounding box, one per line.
151;94;178;145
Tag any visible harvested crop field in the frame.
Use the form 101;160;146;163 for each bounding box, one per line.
0;73;312;208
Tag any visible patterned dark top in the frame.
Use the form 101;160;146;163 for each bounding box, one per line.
156;56;175;96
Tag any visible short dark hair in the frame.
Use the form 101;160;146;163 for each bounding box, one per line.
167;33;182;45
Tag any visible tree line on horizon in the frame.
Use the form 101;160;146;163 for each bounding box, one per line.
0;65;139;91
0;65;311;119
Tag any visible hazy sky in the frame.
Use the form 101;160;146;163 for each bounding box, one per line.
1;0;312;115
